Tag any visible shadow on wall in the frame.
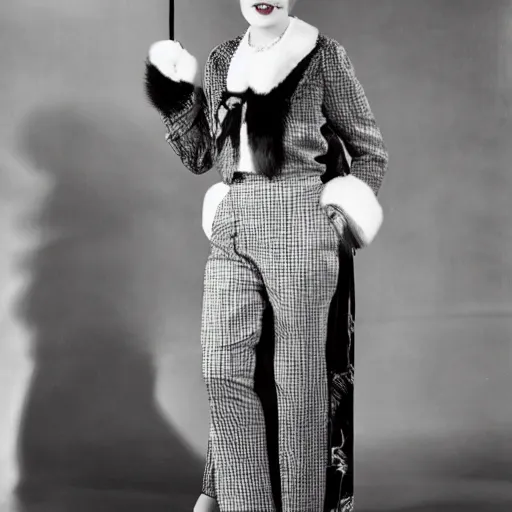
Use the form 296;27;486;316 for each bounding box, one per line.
12;103;205;512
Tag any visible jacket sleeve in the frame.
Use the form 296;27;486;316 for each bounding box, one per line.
144;50;218;175
320;38;389;247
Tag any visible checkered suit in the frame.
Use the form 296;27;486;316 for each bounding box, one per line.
146;23;387;512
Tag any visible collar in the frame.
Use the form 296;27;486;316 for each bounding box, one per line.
226;17;319;95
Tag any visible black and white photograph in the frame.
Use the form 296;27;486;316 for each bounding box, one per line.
0;1;510;511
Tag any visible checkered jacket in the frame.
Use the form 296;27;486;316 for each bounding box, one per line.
154;34;388;196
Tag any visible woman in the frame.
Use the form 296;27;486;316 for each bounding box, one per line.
145;1;388;511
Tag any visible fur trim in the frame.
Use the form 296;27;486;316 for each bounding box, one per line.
320;175;383;247
202;182;230;240
148;40;198;84
227;17;319;94
144;60;195;119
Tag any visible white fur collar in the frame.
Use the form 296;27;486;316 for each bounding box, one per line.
226;17;319;95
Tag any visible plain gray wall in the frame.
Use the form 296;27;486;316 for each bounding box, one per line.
0;1;511;511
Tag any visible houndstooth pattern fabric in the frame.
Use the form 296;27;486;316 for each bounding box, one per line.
159;58;219;175
147;25;386;511
201;174;341;512
160;34;387;194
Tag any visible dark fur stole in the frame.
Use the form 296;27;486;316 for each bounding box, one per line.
217;45;320;179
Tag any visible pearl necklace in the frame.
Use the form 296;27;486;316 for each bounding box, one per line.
248;23;290;52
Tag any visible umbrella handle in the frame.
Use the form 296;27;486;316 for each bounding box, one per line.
169;0;174;40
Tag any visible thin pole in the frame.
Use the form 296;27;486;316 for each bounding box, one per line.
169;0;174;39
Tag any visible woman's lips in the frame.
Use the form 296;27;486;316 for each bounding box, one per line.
254;3;276;15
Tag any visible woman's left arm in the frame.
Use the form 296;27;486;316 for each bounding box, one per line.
320;38;389;248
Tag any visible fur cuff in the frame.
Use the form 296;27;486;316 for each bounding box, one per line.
145;41;199;118
320;175;383;247
145;60;196;119
148;40;198;84
202;182;230;240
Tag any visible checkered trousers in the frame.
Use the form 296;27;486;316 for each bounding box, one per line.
201;173;341;512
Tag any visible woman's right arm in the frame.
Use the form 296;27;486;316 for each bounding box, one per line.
145;41;218;175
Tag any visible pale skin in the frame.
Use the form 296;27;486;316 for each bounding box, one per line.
192;1;298;511
239;0;296;46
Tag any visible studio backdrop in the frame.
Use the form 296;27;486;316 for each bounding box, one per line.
0;1;511;511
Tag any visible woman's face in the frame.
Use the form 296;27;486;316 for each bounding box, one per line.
239;0;295;28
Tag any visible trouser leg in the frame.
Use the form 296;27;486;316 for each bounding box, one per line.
201;233;276;512
234;176;340;512
267;244;339;511
201;427;215;499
